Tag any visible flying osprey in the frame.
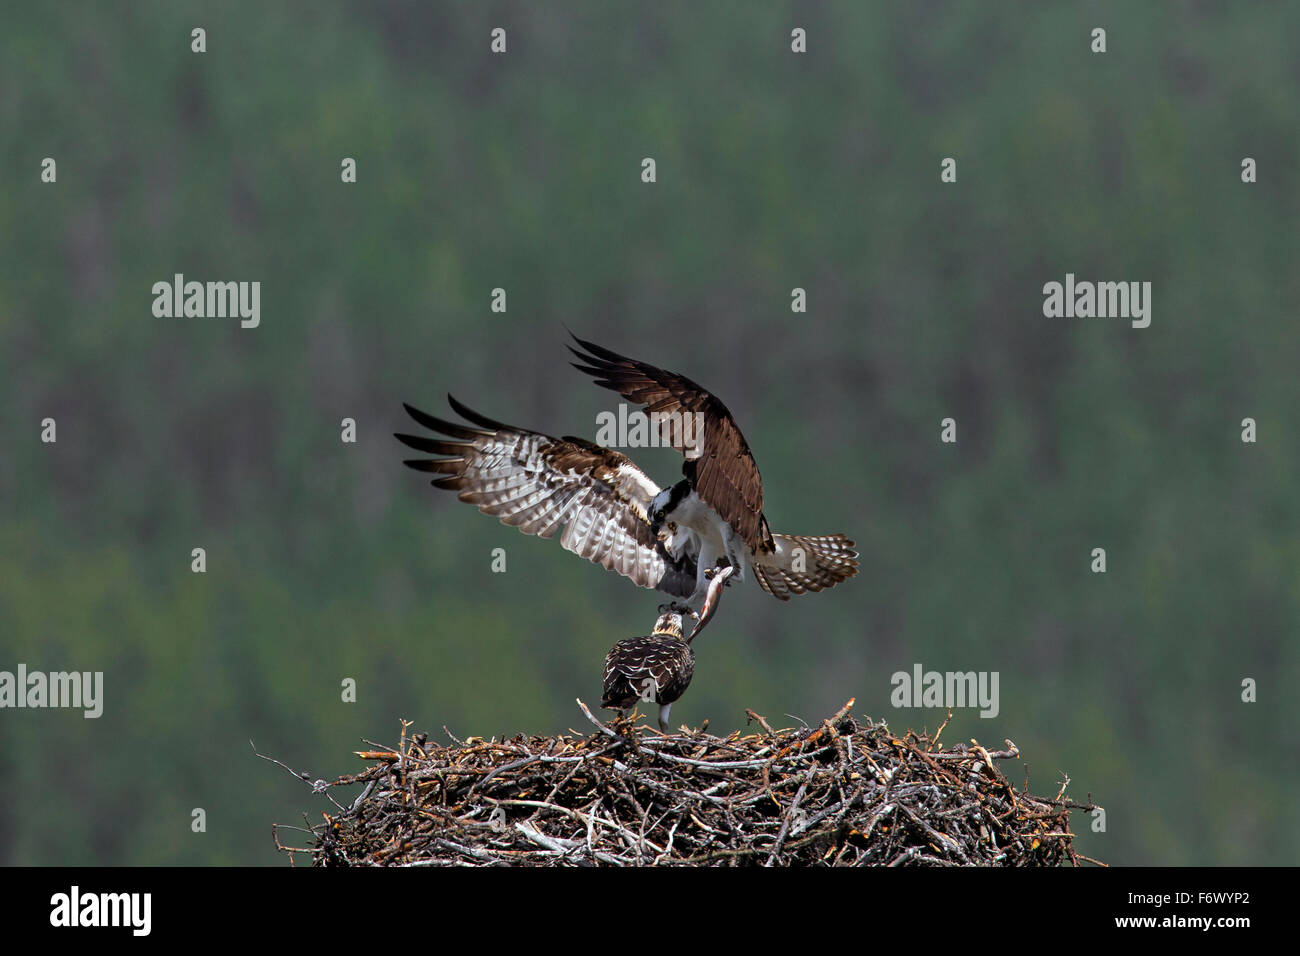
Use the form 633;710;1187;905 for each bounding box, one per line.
602;566;733;732
394;333;858;614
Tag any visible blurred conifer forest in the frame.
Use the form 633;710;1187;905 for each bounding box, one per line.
0;2;1296;865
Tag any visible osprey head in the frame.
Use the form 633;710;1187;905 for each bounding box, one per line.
649;490;670;536
649;481;689;537
652;602;685;639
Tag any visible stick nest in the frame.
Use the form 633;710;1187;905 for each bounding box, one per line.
273;698;1098;867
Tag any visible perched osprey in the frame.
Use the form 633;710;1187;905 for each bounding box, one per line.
602;566;733;732
394;333;859;614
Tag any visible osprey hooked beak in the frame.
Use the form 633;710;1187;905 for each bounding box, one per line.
688;564;734;643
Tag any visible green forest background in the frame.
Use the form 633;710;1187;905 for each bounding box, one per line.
1;2;1296;866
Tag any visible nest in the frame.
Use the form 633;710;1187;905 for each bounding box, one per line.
271;699;1100;867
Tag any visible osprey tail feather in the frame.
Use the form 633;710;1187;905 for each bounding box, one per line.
753;533;859;601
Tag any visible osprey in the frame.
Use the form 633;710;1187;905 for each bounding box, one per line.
394;333;859;615
602;566;733;732
567;334;859;608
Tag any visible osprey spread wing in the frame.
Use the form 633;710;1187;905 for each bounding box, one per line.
567;334;771;555
395;335;859;611
566;333;859;604
394;395;699;601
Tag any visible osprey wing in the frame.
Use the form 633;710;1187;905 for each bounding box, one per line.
567;333;772;554
396;396;695;598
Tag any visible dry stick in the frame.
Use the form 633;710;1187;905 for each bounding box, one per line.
252;741;349;812
930;709;953;750
745;708;777;736
489;796;667;856
765;765;817;866
472;754;542;791
576;697;616;737
775;697;855;759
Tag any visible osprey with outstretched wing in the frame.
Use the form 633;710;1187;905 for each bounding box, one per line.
395;395;699;603
566;333;859;605
394;334;858;614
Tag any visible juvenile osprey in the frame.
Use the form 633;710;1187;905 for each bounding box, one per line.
394;334;859;614
602;566;733;732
